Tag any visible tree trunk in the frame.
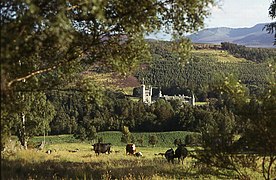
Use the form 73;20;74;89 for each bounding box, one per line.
18;112;28;150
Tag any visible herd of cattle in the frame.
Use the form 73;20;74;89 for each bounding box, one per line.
92;142;188;164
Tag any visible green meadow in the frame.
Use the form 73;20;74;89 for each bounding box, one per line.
30;131;196;147
2;131;267;179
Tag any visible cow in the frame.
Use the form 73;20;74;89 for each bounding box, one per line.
174;144;188;164
135;152;143;157
165;148;175;163
126;143;136;155
92;143;111;155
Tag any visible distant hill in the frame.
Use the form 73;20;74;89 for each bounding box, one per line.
187;23;275;48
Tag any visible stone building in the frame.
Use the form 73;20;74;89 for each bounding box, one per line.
140;84;195;106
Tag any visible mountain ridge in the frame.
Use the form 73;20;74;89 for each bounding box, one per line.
187;23;275;48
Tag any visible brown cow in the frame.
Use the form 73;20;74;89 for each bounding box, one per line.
126;143;136;155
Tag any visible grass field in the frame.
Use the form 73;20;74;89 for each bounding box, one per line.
192;49;247;63
1;141;224;179
2;131;272;179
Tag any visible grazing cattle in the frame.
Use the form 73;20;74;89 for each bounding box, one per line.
135;152;143;157
126;143;136;155
165;148;175;163
174;144;188;164
92;143;111;155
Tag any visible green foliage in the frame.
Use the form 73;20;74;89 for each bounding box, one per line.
121;126;132;144
1;0;215;98
1;0;215;149
264;0;276;45
200;109;236;152
136;135;145;147
148;134;158;147
74;126;87;141
194;80;276;180
2;92;56;148
86;126;98;142
185;133;202;146
239;85;276;179
136;46;274;97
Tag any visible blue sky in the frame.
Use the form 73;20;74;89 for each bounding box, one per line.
147;0;273;40
207;0;272;28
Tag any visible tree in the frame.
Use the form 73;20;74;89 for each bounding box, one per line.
86;126;98;143
121;126;132;144
136;135;145;147
152;99;174;130
241;87;276;180
148;134;158;147
5;92;56;149
264;0;276;45
195;77;276;179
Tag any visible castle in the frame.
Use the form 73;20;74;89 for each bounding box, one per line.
141;84;195;106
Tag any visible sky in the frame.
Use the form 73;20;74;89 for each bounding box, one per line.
206;0;272;28
147;0;273;40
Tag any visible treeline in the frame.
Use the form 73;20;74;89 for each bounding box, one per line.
221;42;276;63
46;89;237;139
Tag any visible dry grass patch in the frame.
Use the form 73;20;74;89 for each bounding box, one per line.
192;49;247;63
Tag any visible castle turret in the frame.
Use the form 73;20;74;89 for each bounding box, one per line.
141;84;152;104
158;89;162;98
191;94;195;106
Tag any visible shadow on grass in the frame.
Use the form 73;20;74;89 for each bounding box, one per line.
1;158;236;179
1;159;160;179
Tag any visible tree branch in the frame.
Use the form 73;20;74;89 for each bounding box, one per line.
7;52;85;88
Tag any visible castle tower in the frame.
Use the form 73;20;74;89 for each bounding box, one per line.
158;89;162;98
141;84;152;104
191;94;195;106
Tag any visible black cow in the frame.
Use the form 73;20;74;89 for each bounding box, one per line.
126;143;136;155
92;143;111;155
165;148;175;163
174;144;188;164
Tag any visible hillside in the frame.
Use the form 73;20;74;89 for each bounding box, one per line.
84;44;274;97
187;23;275;48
